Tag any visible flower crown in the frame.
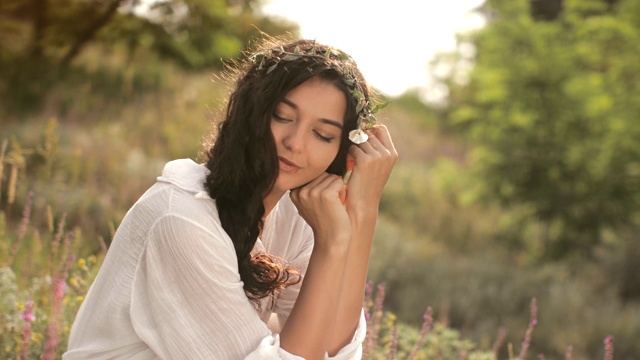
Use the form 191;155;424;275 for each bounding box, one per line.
250;45;388;144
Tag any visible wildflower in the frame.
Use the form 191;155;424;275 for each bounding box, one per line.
386;326;398;360
53;279;67;301
349;129;369;144
77;258;86;268
20;300;35;322
604;336;614;360
408;307;433;360
518;298;538;360
491;327;508;356
20;300;35;360
565;344;573;360
32;332;43;346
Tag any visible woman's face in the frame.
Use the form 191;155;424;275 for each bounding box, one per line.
270;76;347;195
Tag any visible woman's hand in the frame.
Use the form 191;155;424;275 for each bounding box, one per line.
290;173;352;249
345;125;398;215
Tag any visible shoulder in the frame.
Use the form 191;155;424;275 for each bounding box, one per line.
134;159;233;253
157;158;209;194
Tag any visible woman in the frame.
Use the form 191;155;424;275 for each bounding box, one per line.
64;38;397;359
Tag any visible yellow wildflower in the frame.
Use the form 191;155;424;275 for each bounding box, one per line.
32;332;43;345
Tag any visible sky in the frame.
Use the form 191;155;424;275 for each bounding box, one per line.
262;0;486;98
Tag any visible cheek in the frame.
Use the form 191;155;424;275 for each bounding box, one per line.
316;144;341;169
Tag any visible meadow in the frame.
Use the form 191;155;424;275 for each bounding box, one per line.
1;42;638;359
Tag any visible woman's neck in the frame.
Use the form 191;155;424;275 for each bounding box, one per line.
263;189;286;221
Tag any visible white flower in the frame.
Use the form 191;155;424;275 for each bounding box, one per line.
349;129;368;144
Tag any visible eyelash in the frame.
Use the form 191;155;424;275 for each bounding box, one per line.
314;132;334;143
273;113;335;143
273;113;290;122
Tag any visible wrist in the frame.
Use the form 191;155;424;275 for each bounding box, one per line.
348;209;378;232
312;231;351;256
348;199;378;219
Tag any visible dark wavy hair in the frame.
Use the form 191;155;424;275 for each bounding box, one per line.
202;37;372;302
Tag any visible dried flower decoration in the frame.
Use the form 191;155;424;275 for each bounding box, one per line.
251;45;388;144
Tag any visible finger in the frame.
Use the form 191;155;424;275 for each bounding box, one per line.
369;125;397;155
315;173;344;196
339;186;347;205
346;154;355;171
324;177;347;206
303;173;341;200
355;136;376;154
296;173;329;200
363;134;388;155
348;143;366;161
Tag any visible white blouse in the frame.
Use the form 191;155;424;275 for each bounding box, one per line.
64;159;365;360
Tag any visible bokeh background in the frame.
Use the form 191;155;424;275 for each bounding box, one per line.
1;0;639;359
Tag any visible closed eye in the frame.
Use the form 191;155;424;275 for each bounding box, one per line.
314;131;334;143
273;113;292;122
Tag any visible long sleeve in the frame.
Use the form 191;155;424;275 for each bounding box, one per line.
131;213;307;359
132;211;366;359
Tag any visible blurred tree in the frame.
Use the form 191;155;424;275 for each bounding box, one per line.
0;0;297;115
445;0;640;260
0;0;297;69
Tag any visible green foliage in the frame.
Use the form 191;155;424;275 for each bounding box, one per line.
0;0;297;68
446;0;640;260
0;0;298;114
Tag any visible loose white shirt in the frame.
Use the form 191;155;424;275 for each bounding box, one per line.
64;159;365;359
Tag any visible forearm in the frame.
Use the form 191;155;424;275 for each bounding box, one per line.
280;239;349;360
327;210;378;355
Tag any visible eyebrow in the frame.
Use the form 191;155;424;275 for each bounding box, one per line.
281;98;344;130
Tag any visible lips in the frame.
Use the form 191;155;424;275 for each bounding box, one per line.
278;156;300;173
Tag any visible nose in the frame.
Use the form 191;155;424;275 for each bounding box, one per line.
282;124;305;153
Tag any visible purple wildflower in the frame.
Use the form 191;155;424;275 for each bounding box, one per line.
492;326;508;355
518;297;538;360
20;300;35;322
19;299;35;360
7;191;34;267
565;345;573;360
408;307;433;360
386;325;398;360
604;336;614;360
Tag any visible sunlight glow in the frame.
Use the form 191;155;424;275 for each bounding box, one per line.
262;0;486;98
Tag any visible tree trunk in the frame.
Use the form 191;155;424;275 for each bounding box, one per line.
29;0;47;58
59;0;125;68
